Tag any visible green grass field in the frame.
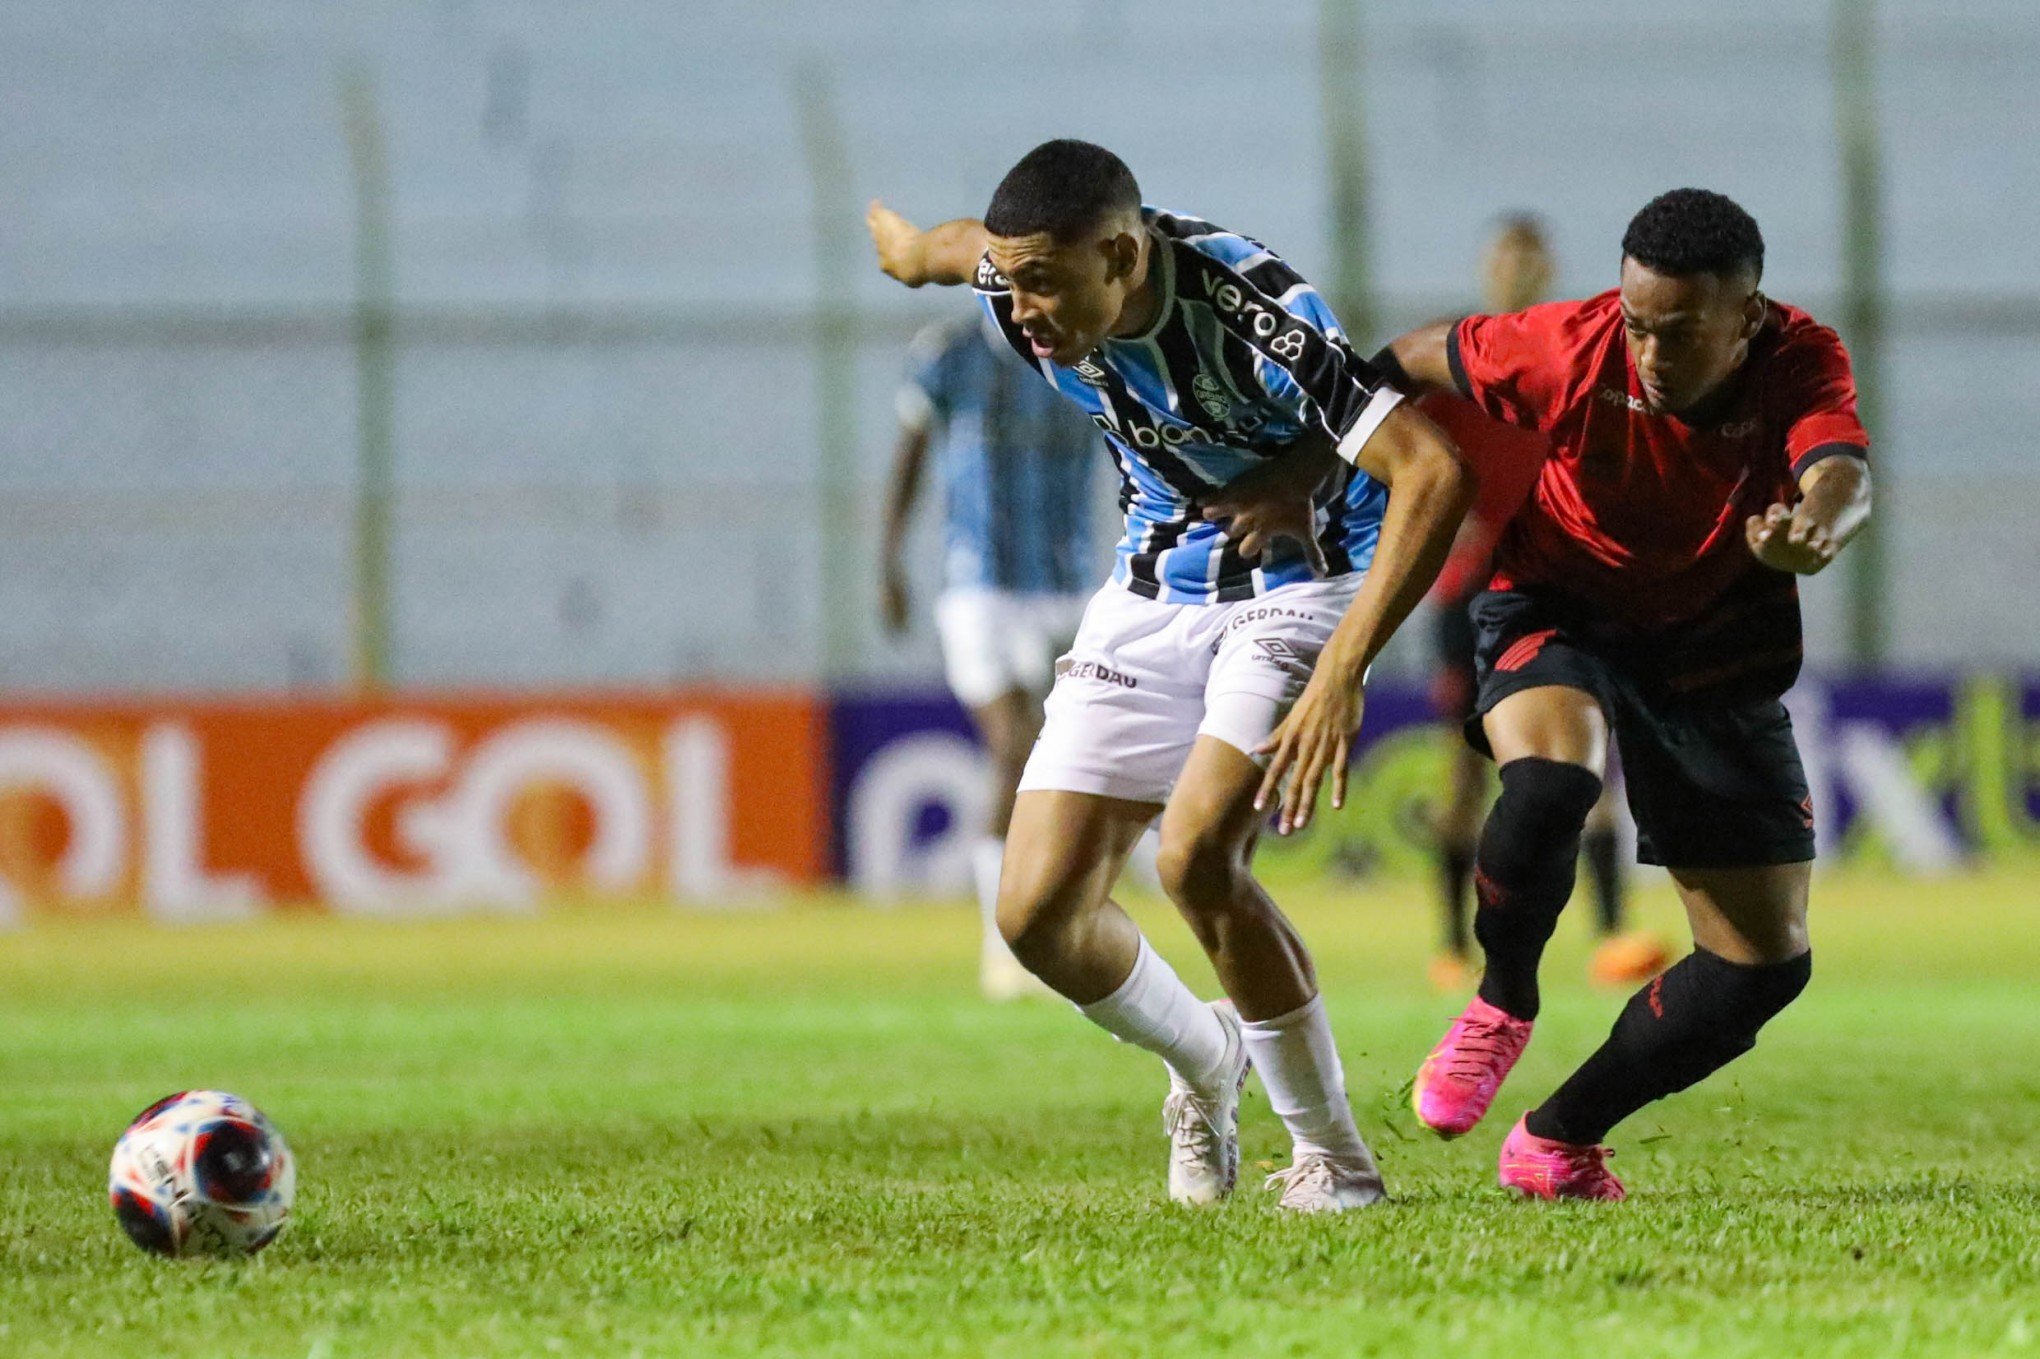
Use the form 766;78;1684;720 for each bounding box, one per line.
2;867;2036;1358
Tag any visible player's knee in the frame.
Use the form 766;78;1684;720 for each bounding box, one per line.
1743;908;1812;965
1479;757;1603;885
995;893;1069;966
1153;824;1245;911
994;858;1089;959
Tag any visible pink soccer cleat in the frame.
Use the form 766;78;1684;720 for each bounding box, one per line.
1411;995;1532;1138
1498;1114;1626;1201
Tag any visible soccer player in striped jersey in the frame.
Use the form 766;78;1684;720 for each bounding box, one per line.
880;309;1106;1001
868;139;1472;1211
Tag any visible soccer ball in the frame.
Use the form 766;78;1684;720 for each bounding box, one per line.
107;1090;296;1258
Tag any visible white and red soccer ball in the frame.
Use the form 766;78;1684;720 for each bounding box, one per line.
107;1090;295;1258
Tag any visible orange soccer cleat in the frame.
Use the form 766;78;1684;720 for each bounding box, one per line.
1427;953;1478;994
1589;932;1673;989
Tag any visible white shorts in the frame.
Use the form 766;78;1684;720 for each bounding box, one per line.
935;588;1090;709
1018;575;1364;805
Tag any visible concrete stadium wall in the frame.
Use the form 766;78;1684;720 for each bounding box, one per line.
1;1;2036;691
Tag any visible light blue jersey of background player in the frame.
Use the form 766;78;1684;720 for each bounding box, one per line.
879;309;1113;1002
896;312;1100;598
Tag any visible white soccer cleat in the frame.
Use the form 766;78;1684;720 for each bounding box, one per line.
1264;1151;1388;1213
1162;1001;1250;1206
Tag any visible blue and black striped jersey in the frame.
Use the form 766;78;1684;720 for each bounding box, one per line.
897;313;1100;595
973;207;1403;604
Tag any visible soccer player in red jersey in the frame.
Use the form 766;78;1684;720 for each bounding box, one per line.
1259;189;1872;1198
1418;216;1664;995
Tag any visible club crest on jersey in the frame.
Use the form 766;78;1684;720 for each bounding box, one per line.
1192;373;1232;421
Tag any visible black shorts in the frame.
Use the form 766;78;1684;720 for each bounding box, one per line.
1464;588;1814;869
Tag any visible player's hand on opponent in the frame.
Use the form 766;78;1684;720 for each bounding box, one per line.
866;201;929;286
1255;660;1366;836
879;560;911;635
1746;500;1839;575
1202;451;1336;577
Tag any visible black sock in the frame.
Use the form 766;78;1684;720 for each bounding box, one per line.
1581;825;1625;936
1439;843;1475;956
1527;947;1812;1145
1472;759;1603;1020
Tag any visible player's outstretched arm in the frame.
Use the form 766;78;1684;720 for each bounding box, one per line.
1746;455;1872;575
866;201;990;288
1256;406;1474;832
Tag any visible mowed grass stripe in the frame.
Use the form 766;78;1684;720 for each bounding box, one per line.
0;868;2034;1357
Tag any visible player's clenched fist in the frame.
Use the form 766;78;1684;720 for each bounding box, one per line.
865;201;990;289
866;200;929;286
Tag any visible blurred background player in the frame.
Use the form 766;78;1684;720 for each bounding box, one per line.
1417;216;1668;993
879;309;1102;1001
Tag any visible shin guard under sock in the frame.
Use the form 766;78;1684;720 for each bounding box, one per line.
1472;758;1603;1019
1528;947;1812;1145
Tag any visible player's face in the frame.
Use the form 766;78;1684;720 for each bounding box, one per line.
1482;231;1553;313
987;226;1142;365
1618;257;1764;416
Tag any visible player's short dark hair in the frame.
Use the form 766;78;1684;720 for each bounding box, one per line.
1621;189;1764;284
984;140;1142;241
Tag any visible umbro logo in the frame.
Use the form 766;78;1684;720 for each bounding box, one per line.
1252;637;1312;676
1073;359;1110;387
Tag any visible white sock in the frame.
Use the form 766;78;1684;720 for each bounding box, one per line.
1076;937;1230;1091
972;836;1006;962
1238;993;1374;1162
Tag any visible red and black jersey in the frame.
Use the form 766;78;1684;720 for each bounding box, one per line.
1447;291;1868;699
1416;391;1549;607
